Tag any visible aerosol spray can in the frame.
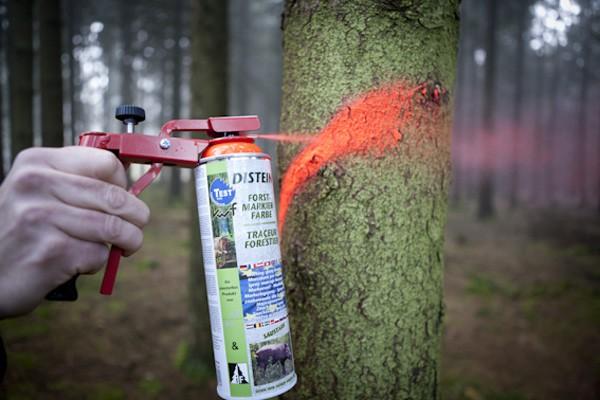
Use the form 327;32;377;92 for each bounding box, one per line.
194;135;297;399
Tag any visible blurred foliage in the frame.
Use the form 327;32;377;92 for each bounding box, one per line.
442;374;529;400
137;376;163;398
174;340;214;381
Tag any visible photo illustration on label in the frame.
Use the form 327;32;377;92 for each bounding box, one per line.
250;332;294;386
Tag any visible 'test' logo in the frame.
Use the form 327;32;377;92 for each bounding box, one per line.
210;178;236;206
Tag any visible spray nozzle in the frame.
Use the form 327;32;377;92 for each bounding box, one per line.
205;116;260;138
158;115;260;139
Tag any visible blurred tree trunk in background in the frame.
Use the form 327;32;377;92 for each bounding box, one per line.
575;0;591;206
451;1;470;206
477;0;497;219
508;0;529;209
65;0;77;143
169;0;183;201
184;0;228;380
466;0;484;201
229;0;248;115
37;0;64;147
119;7;133;104
532;53;545;204
63;0;81;144
0;62;3;180
228;0;283;188
544;49;561;204
278;1;458;398
0;2;5;182
7;0;33;162
159;59;168;123
102;7;121;133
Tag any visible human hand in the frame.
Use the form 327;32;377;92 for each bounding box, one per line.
0;147;150;318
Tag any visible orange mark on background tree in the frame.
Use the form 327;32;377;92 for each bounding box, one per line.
278;81;443;232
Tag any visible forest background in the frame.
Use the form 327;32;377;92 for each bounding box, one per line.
0;0;599;399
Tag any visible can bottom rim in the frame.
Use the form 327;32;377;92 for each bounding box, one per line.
216;373;297;400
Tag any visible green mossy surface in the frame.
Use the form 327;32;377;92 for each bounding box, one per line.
279;1;459;398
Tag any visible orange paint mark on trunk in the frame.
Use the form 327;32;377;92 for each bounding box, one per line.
278;81;429;233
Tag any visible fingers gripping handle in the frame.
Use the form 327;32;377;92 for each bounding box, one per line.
46;162;162;301
98;162;162;296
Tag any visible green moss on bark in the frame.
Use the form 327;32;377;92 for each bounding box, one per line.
279;1;458;398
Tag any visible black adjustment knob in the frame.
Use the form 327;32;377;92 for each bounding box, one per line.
115;105;145;126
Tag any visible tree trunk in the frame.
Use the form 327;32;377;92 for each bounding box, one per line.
477;0;497;219
278;1;458;398
450;1;470;206
544;49;561;205
228;0;248;116
228;0;283;187
465;0;484;202
0;4;5;182
101;7;120;133
65;0;78;142
119;6;134;105
37;0;63;147
532;53;545;204
169;0;183;202
508;0;528;209
575;5;590;206
0;56;3;180
7;0;34;163
185;0;228;379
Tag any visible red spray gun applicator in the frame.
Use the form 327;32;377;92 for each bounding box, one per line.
45;105;260;301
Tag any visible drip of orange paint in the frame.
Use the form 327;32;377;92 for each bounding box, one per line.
278;81;427;233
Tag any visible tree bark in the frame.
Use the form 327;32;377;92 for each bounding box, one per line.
7;0;34;162
185;0;228;379
37;0;64;147
278;1;458;398
477;0;497;219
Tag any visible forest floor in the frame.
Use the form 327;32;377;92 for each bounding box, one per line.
0;187;599;400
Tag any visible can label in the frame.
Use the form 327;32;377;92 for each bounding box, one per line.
195;155;297;399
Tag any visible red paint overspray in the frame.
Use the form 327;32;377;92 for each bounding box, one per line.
278;81;427;232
